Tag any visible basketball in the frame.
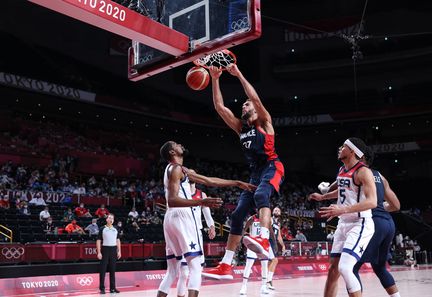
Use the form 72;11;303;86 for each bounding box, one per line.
186;66;210;91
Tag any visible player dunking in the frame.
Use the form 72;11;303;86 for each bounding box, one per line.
311;138;377;297
311;146;401;297
177;170;216;297
203;64;284;280
157;141;255;297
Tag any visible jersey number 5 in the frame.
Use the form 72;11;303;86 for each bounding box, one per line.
339;188;346;204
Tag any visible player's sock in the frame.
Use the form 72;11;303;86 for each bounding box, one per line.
389;293;401;297
260;227;270;239
221;250;235;265
268;271;274;282
261;259;268;285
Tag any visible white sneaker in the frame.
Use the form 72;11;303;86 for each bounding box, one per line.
267;281;275;290
239;285;247;295
260;285;269;295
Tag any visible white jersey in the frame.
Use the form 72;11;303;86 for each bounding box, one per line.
162;163;202;259
249;215;261;237
337;162;372;222
163;163;193;211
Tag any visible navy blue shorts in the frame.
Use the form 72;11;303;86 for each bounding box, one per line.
269;238;278;255
229;160;284;235
360;216;395;264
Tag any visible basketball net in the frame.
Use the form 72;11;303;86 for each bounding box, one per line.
193;49;237;70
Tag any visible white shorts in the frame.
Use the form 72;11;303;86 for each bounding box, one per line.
331;217;375;261
181;229;205;266
246;246;275;261
164;208;203;260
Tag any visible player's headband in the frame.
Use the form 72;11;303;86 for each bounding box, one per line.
344;139;364;158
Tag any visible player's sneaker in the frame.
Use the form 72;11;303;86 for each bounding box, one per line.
260;284;270;294
266;281;275;290
239;285;247;295
202;263;234;280
243;235;269;258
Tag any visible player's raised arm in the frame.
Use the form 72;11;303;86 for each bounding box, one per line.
226;64;272;124
381;174;401;212
167;165;222;208
209;66;242;134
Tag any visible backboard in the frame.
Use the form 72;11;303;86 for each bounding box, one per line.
28;0;260;81
128;0;261;81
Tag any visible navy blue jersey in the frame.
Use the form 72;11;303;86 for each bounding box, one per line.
239;124;278;167
271;218;280;238
371;170;391;220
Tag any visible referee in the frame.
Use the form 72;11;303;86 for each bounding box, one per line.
97;213;121;294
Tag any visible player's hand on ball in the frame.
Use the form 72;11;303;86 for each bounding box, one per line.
237;181;257;192
201;197;223;208
226;64;241;76
309;192;324;201
209;66;222;79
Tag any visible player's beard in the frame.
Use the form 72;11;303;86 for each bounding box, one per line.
181;147;189;157
241;110;253;121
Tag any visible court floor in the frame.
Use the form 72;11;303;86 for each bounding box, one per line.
72;266;431;297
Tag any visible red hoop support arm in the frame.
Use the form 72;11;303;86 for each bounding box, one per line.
28;0;190;56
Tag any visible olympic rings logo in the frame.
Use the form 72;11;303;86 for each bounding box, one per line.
1;247;24;259
76;276;94;286
139;53;154;64
319;264;327;271
231;17;249;31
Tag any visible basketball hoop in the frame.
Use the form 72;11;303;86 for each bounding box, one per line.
193;49;237;70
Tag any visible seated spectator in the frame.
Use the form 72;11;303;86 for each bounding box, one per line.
63;207;76;222
42;217;56;234
116;221;124;238
39;206;51;221
326;231;334;242
404;256;418;268
29;196;47;206
150;211;162;225
95;204;109;218
281;224;293;241
15;198;25;210
295;230;308;242
128;207;139;219
18;203;31;216
73;183;86;195
0;196;10;210
84;218;100;236
74;203;92;218
65;219;85;235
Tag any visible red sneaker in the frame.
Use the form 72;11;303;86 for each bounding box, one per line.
243;235;270;258
201;263;233;280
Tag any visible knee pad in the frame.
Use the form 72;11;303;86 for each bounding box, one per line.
338;253;362;293
186;256;203;291
372;263;395;288
158;259;179;294
254;184;272;210
176;264;189;296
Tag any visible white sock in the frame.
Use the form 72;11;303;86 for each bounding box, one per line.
260;227;270;239
221;250;235;265
389;293;401;297
268;271;274;282
261;260;268;285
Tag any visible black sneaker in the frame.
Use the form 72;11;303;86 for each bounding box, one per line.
110;289;120;293
100;289;106;294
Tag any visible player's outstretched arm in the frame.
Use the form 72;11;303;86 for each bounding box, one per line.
167;165;222;208
209;66;242;134
187;169;256;192
381;174;401;212
226;64;272;124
